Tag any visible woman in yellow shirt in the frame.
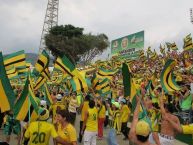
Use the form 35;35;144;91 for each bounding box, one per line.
108;101;121;134
55;110;77;145
120;98;130;140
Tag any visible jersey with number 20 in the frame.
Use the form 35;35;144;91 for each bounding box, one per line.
24;121;58;145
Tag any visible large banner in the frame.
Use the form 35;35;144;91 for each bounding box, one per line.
111;31;144;59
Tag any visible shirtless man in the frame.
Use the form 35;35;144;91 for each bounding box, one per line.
159;91;180;145
129;96;156;145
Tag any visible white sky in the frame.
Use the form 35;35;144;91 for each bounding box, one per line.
0;0;192;57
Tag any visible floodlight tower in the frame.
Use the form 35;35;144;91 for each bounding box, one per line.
190;8;193;24
39;0;59;53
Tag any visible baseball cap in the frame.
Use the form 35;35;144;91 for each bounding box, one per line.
40;100;47;106
120;98;126;104
112;102;120;109
136;120;150;137
56;94;62;100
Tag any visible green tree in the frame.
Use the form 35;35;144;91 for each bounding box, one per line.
45;24;109;64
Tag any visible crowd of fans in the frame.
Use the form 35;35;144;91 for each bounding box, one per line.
0;50;192;145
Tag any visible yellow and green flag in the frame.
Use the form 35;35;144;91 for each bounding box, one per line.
43;83;53;107
160;44;165;54
34;76;46;91
183;34;193;51
150;50;158;60
55;55;88;92
14;77;39;121
122;63;137;111
160;59;181;93
0;52;16;112
35;50;49;74
166;42;178;51
98;67;118;76
3;50;26;70
14;78;29;121
6;66;18;79
147;46;152;55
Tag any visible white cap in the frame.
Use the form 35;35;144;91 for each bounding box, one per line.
40;100;47;106
56;94;62;100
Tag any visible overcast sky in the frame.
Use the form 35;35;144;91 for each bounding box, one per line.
0;0;192;56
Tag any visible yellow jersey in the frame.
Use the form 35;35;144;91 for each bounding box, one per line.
182;124;193;134
57;123;77;145
98;105;106;119
81;101;89;121
62;96;69;108
120;105;130;123
24;121;58;145
86;107;98;132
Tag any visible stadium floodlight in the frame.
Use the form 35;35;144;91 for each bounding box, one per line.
39;0;59;54
190;8;193;24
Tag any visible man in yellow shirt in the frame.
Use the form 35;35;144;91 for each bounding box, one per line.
120;98;130;140
55;110;77;145
68;92;79;125
78;94;90;143
23;108;67;145
81;100;98;145
50;94;66;124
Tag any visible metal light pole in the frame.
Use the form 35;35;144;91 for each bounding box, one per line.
39;0;59;53
190;8;193;24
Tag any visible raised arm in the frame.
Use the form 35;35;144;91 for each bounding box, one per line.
159;90;166;118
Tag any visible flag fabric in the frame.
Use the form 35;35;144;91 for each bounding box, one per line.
160;59;181;93
91;73;100;89
91;74;111;96
28;84;39;113
150;50;158;60
97;84;111;97
14;76;39;121
41;67;50;80
54;56;76;77
147;46;152;55
145;80;157;102
55;55;88;92
139;50;145;59
3;50;26;70
43;83;53;106
160;44;165;54
14;78;29;121
26;61;31;69
0;52;16;112
98;67;118;77
166;42;172;52
183;34;193;51
34;76;46;91
16;66;27;73
35;50;49;74
166;42;178;51
170;42;178;51
122;63;137;111
6;67;18;79
95;78;110;91
70;77;83;93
